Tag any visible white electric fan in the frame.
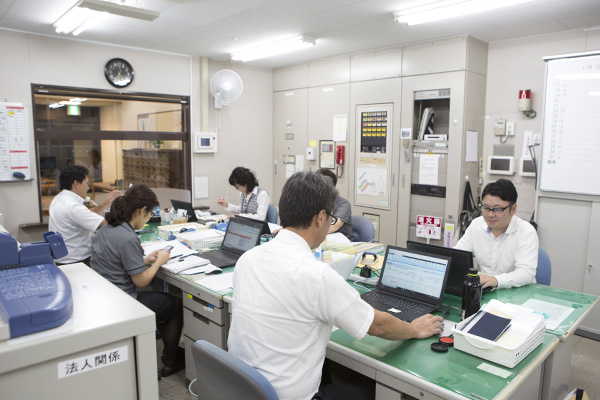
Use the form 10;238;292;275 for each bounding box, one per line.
210;70;243;109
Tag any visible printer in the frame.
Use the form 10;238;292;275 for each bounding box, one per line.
0;231;73;340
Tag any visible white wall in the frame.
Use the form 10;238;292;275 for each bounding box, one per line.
192;60;274;214
483;29;600;219
0;29;192;242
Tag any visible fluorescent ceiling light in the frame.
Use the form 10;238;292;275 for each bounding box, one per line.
54;0;159;36
231;35;316;62
394;0;531;25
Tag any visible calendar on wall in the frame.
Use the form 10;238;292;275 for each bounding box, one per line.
0;103;32;182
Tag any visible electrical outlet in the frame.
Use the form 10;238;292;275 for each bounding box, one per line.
506;122;515;136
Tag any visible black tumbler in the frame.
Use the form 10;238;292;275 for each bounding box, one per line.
461;268;482;320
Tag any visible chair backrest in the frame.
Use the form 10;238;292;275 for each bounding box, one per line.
351;215;375;242
191;340;278;400
266;204;278;224
536;247;552;285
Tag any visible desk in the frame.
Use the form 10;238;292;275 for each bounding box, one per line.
151;234;597;399
0;263;158;400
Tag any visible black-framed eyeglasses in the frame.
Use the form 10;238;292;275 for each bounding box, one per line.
482;203;514;214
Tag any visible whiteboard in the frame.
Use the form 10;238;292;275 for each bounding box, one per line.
539;53;600;196
0;103;32;182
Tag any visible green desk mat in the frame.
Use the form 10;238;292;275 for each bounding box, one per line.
330;329;557;400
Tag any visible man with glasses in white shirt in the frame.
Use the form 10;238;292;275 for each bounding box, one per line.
455;179;539;289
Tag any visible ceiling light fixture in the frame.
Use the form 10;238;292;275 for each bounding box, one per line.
231;35;316;62
393;0;531;26
53;0;159;36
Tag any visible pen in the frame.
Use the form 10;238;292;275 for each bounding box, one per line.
178;254;196;261
169;254;183;260
471;394;488;400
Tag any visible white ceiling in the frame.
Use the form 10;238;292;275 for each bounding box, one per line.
1;0;599;69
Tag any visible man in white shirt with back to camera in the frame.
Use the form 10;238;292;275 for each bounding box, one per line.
455;178;539;289
49;165;120;266
228;171;443;400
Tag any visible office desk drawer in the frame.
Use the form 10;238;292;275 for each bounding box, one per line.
183;292;227;325
183;307;227;348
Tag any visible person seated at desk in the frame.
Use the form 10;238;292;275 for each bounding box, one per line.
228;171;442;400
90;184;185;377
49;165;121;266
217;166;270;221
455;179;539;289
316;168;353;241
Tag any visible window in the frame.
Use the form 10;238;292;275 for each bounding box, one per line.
32;85;191;222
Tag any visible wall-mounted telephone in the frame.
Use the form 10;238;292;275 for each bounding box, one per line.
335;145;345;178
336;145;345;165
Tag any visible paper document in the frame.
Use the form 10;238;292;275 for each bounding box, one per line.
521;299;574;331
198;273;233;294
326;232;351;244
142;239;195;258
162;256;209;274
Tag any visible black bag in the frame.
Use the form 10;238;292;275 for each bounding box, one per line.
459;181;481;238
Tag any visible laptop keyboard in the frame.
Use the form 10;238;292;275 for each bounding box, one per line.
205;251;238;265
362;291;432;314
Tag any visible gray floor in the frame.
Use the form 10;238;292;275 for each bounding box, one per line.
157;335;600;400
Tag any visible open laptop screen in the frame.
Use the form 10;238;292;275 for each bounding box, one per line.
379;247;451;303
222;218;263;255
170;199;197;222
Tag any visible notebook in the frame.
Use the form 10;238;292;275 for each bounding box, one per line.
198;217;264;267
360;246;451;322
406;241;474;297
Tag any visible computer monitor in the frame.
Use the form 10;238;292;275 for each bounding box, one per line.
406;240;474;297
170;199;198;222
235;215;271;235
39;156;56;171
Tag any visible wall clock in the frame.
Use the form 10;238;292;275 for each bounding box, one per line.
104;58;134;88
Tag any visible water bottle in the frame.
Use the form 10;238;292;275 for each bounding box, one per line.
314;245;324;262
461;268;482;320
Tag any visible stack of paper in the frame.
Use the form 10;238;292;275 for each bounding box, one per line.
162;256;209;274
480;299;545;347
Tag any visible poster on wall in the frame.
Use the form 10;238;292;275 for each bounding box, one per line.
416;215;442;240
356;167;387;197
0;103;31;182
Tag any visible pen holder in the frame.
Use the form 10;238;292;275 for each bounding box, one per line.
161;211;173;225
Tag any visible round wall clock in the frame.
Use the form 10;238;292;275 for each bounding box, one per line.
104;58;134;88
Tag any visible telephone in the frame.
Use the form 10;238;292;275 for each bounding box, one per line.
335;145;345;178
336;145;345;165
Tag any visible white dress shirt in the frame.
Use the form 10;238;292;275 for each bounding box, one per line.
228;229;374;400
49;190;105;263
226;186;270;220
455;215;538;288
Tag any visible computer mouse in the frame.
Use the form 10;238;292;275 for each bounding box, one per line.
206;270;222;275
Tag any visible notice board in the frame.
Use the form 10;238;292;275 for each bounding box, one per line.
539;53;600;196
0;103;31;182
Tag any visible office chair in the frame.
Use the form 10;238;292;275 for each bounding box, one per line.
266;204;278;224
536;247;552;285
191;340;279;400
351;215;375;242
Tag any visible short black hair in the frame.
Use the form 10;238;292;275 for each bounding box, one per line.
316;168;337;187
106;184;158;227
481;179;518;204
59;165;89;191
279;171;338;229
228;167;259;192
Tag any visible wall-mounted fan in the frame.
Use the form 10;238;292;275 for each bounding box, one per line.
210;70;243;109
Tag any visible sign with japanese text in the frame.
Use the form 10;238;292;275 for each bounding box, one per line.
58;345;128;379
416;215;442;240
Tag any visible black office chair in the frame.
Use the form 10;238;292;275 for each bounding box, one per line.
190;340;278;400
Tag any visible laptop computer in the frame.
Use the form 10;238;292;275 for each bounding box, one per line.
198;217;264;267
170;199;198;222
406;241;474;297
235;215;271;235
361;246;451;322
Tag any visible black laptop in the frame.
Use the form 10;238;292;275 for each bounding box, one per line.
198;217;264;267
236;215;271;235
406;241;474;297
170;199;198;222
361;246;451;322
